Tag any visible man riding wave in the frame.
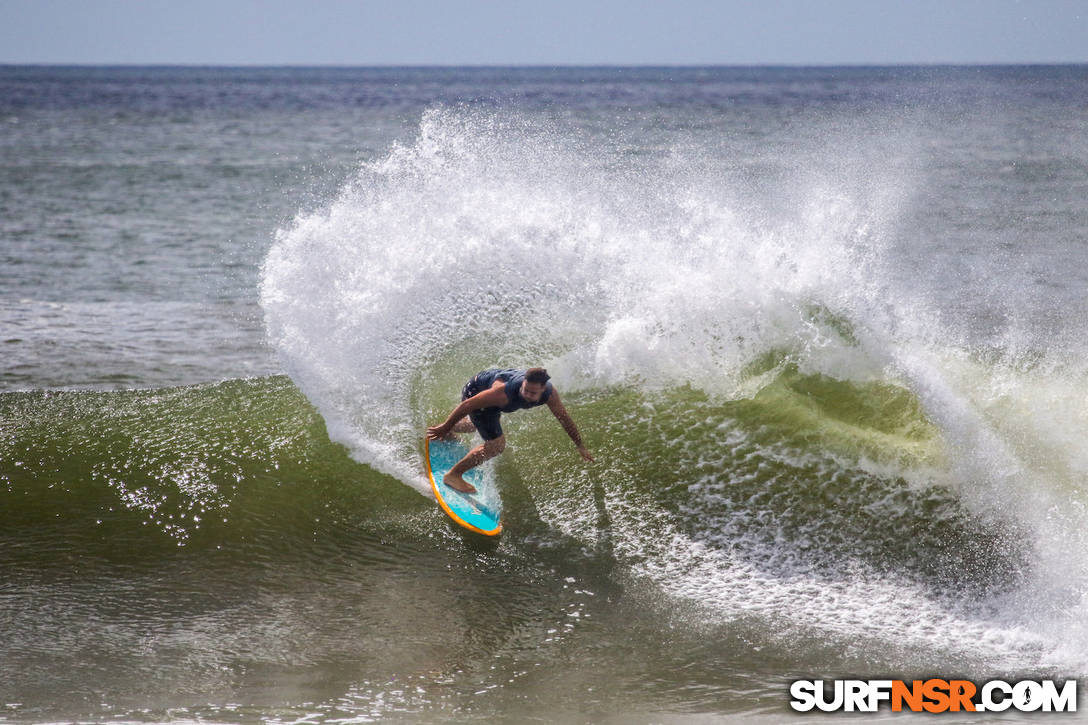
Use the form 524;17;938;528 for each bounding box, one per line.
426;367;594;493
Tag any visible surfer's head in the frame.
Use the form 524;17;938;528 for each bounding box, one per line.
525;367;550;385
521;367;551;402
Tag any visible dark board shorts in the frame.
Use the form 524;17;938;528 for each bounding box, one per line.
461;377;504;441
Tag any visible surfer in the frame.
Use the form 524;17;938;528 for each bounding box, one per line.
426;367;594;493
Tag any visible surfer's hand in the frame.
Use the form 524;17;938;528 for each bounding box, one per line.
426;423;450;441
577;446;595;463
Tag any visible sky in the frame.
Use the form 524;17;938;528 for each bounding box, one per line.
1;0;1085;66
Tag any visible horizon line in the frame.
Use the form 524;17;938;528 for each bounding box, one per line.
2;60;1086;69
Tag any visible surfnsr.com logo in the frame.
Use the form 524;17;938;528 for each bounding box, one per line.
789;679;1077;713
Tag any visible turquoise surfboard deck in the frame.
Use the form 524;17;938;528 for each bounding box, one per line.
424;438;502;537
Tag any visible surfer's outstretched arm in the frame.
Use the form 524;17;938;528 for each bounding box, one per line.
546;391;594;462
426;384;508;440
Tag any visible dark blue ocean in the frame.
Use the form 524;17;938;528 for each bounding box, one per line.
2;65;1087;723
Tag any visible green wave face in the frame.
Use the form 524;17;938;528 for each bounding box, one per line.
1;377;424;556
0;369;1027;590
513;370;1025;596
0;374;1069;717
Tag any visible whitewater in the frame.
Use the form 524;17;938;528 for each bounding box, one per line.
260;97;1088;674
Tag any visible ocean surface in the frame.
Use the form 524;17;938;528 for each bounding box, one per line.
2;65;1088;723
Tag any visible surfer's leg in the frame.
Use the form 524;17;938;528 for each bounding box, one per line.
444;435;505;493
450;417;475;434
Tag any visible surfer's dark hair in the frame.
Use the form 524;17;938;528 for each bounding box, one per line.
525;367;550;385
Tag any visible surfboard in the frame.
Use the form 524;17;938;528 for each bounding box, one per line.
424;438;502;537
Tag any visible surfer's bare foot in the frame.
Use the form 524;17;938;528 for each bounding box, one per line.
444;473;477;494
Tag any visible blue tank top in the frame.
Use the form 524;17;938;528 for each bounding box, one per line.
467;368;552;412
